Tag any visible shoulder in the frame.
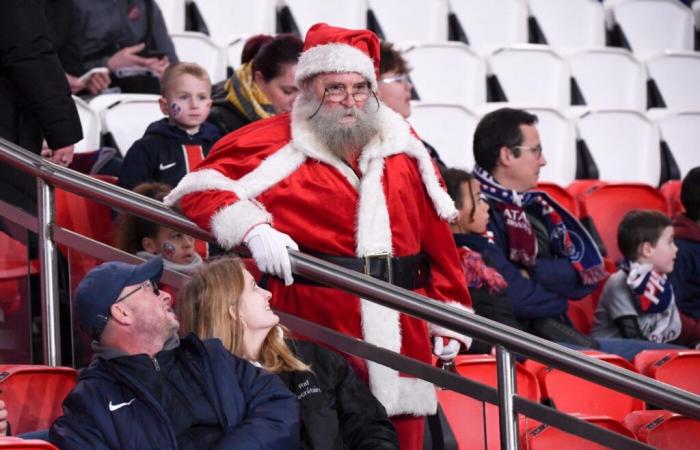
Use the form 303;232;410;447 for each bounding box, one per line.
600;271;630;299
206;114;291;159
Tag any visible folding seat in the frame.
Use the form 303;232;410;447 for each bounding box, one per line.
97;94;163;156
0;437;58;449
225;36;248;69
401;42;487;108
192;0;276;45
367;0;449;42
408;102;479;170
577;183;670;262
282;0;367;39
608;0;694;56
576;110;661;186
647;52;700;111
656;111;700;177
154;0;185;33
658;180;684;217
170;32;228;83
488;45;570;109
527;0;606;50
0;365;77;435
449;0;528;54
521;414;635;449
72;96;102;154
535;182;579;218
524;351;644;421
568;49;646;111
527;107;577;186
624;410;700;449
632;349;700;396
437;354;540;450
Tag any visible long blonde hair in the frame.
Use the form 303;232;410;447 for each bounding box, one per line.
177;257;309;373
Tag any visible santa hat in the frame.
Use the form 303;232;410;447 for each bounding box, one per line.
295;23;380;91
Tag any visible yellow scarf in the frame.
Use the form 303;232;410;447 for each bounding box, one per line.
224;61;276;122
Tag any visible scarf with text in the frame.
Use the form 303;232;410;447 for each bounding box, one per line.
474;165;606;285
623;261;674;314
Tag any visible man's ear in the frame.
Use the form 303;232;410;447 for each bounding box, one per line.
142;237;158;254
496;145;513;168
639;241;654;259
110;301;133;326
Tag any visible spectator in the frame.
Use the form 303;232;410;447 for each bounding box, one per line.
165;23;472;450
177;256;400;450
118;62;219;190
592;210;696;346
116;182;202;274
74;0;178;94
49;257;299;449
208;34;303;136
376;41;446;172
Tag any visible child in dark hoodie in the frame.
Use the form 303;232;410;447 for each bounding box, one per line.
118;62;220;190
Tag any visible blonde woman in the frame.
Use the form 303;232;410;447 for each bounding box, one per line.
177;257;399;450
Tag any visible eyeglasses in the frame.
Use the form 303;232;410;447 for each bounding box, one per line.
115;279;160;304
323;83;372;103
380;73;410;85
513;144;543;159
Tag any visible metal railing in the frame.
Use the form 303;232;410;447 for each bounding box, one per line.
2;136;699;449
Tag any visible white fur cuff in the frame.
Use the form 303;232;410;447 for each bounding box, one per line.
210;200;272;249
429;302;475;350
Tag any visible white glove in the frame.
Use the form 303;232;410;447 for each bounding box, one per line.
244;224;299;286
433;337;461;361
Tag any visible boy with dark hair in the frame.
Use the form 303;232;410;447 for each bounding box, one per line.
592;210;693;345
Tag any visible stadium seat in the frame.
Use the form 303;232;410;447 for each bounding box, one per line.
282;0;367;39
524;351;644;421
576;110;661;186
527;0;606;50
437;354;541;450
154;0;185;33
72;96;102;154
367;0;448;42
0;437;58;449
402;42;487;108
656;111;700;178
527;107;577;186
170;32;228;83
624;410;700;449
489;45;571;109
658;180;684;217
568;49;646;111
646;52;700;111
0;365;77;435
449;0;528;54
408;102;479;170
97;94;163;156
576;183;670;262
192;0;276;45
633;349;700;397
608;0;695;56
536;182;580;218
224;35;249;69
521;414;635;449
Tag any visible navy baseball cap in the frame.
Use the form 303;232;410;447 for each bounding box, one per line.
75;257;164;338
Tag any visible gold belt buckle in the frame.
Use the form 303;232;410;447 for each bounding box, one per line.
363;252;392;284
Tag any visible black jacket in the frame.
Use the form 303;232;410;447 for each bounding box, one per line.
118;118;220;189
207;93;253;137
277;340;399;450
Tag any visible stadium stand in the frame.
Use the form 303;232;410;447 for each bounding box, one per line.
521;414;635;449
94;94;163;156
526;107;577;186
367;0;448;42
624;409;700;449
71;96;102;155
656;111;700;178
526;0;607;50
191;0;276;44
154;0;186;34
449;0;529;54
646;52;700;111
633;349;700;397
170;32;228;83
281;0;367;39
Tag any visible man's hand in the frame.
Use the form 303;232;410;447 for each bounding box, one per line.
0;399;8;436
244;224;298;286
106;43;160;71
84;70;111;95
146;56;170;77
433;337;461;361
41;144;75;166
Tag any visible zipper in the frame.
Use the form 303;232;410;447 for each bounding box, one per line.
152;356;160;371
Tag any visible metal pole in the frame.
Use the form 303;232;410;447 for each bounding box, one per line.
37;178;61;366
496;345;519;449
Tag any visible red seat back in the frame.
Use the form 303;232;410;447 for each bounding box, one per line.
522;414;635;449
0;437;58;449
0;365;77;435
633;349;700;396
624;410;700;449
567;257;616;334
659;180;684;218
536;182;580;218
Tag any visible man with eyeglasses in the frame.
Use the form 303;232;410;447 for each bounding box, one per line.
49;256;299;450
166;23;473;450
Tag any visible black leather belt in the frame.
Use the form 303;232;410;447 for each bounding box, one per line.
297;252;431;290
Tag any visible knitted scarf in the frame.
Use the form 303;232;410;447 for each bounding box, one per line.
474;165;606;285
224;61;276;122
623;261;674;314
457;245;508;294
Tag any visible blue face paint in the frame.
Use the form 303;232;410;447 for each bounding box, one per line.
170;103;182;117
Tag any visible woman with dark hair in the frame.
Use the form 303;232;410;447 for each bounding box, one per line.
208;34;304;135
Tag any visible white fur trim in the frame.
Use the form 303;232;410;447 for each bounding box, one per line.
164;169;242;206
428;302;475;350
295;43;378;90
210;200;272;248
235;144;307;198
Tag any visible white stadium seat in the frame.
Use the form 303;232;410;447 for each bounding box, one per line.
402;42;487;108
646;51;700;111
170;32;228;83
449;0;528;54
72;96;102;154
489;45;570;109
97;95;163;156
527;0;606;50
225;36;249;70
154;0;185;33
367;0;449;42
193;0;276;45
569;48;646;111
528;107;578;186
608;0;694;57
409;102;479;170
282;0;367;39
656;111;700;178
576;110;661;186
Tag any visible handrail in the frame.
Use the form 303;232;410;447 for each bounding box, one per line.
1;137;697;446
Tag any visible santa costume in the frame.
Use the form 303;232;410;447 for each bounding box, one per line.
166;23;472;449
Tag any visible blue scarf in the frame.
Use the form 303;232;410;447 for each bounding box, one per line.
622;261;674;314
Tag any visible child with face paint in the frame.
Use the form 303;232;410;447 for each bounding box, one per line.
118;62;221;191
116;182;203;275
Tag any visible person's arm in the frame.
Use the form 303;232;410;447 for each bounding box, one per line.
613;315;645;340
531;258;598;300
117;138;157;190
49;394;111;450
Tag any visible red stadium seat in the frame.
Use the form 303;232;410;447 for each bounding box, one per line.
521;414;635;449
566;179;605;200
536;182;580;218
624;410;700;449
576;183;670;263
567;257;616;334
0;365;77;435
633;349;700;397
436;354;541;449
0;437;58;449
524;351;643;421
658;180;684;218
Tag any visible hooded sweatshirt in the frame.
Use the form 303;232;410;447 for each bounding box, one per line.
670;214;700;319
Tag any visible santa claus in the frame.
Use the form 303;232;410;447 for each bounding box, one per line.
166;23;472;449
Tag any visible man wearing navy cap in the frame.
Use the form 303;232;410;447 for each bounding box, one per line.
49;257;299;450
